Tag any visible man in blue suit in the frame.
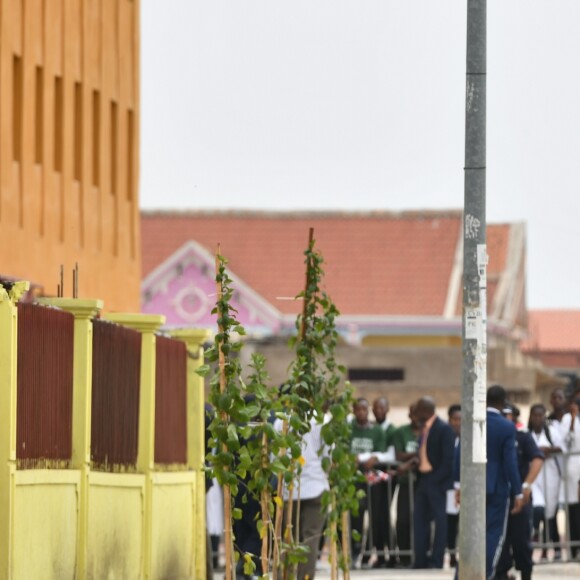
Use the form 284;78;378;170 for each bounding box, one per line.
454;386;524;579
485;386;524;579
413;396;456;569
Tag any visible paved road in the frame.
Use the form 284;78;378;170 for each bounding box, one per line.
215;561;580;579
312;561;580;579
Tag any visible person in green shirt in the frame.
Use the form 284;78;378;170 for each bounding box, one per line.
349;397;384;567
370;397;398;568
392;403;421;567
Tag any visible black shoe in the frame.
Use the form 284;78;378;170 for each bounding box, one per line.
371;558;387;569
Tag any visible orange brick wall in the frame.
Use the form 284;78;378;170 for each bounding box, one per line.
0;0;141;312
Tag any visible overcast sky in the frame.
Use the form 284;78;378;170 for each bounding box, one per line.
141;1;580;310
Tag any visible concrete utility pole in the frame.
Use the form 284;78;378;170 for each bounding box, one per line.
460;1;487;579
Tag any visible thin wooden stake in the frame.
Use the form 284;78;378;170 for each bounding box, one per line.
341;511;351;580
271;420;288;580
260;431;270;577
282;460;297;580
216;245;234;580
298;228;315;340
281;227;316;579
60;264;64;297
330;495;338;580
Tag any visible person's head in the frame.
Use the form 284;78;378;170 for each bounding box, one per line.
353;398;370;426
501;403;515;423
372;397;389;424
570;389;580;417
487;385;507;411
408;402;420;428
550;388;566;414
448;404;461;436
528;404;546;432
415;396;436;428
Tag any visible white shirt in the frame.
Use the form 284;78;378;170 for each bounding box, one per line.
274;418;330;501
530;426;564;518
559;413;580;505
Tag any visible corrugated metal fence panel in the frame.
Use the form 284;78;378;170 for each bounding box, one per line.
16;303;74;467
154;335;187;464
91;319;141;470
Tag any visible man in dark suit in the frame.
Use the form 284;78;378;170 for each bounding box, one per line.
454;386;524;579
412;396;456;569
485;386;524;579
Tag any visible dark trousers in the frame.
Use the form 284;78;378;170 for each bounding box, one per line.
233;488;261;577
350;482;370;561
549;515;561;553
370;479;395;562
412;474;447;569
569;503;580;558
396;479;413;566
283;494;325;580
486;493;510;580
447;513;459;557
532;507;562;553
497;500;533;578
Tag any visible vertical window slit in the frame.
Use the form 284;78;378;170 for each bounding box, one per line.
92;90;100;187
54;77;63;172
110;101;118;196
35;67;44;164
13;56;23;162
74;83;82;181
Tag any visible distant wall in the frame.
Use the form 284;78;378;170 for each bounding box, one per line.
247;337;538;409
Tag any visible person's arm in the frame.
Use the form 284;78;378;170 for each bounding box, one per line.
430;424;455;485
396;449;417;462
371;425;395;464
502;426;524;513
394;426;419;463
522;457;544;504
539;445;563;455
397;456;418;476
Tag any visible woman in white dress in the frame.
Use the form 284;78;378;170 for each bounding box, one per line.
559;394;580;559
528;404;564;558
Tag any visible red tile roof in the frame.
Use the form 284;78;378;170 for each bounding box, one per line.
141;210;516;319
142;210;463;317
522;310;580;353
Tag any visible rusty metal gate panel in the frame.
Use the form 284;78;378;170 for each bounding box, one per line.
16;303;74;468
154;335;187;465
91;319;141;470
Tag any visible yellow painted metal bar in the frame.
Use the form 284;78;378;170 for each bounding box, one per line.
170;329;209;580
38;297;103;580
103;313;164;580
0;282;28;580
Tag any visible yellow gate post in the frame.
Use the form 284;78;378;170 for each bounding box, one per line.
38;297;103;579
170;329;210;580
0;282;28;580
103;313;165;579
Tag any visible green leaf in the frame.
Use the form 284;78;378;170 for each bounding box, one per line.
195;364;211;377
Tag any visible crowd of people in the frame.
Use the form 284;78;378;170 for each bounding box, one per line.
350;385;580;580
205;385;580;580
